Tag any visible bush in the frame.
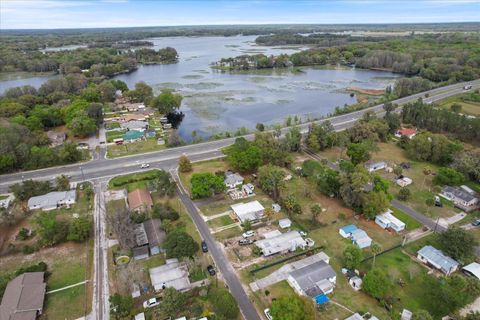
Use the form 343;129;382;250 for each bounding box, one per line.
67;216;91;242
152;203;179;221
209;287;239;320
398;187;411;201
190;172;225;199
433;167;465;186
109;170;162;188
164;230;199;258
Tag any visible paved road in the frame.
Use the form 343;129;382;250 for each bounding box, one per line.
171;170;262;320
1;79;479;193
390;200;447;233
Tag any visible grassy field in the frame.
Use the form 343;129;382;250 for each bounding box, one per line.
179;158;230;196
106;130;125;142
44;286;87;320
107;138;165;158
390;207;423;230
213;226;242;241
207;215;235;229
108;169;162;190
438;93;480;116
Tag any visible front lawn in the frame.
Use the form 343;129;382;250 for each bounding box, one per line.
390;207;423;230
178;158;229;196
107;138;165;158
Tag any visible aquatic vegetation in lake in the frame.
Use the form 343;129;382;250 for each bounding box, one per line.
281;81;337;91
181;74;204;79
184;82;224;90
152;82;184;91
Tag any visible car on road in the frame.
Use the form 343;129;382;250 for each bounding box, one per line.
239;239;255;245
264;308;273;320
201;240;208;252
140;163;150;169
472;219;480;227
464;84;473;90
207;265;216;276
143;297;161;309
242;230;255;238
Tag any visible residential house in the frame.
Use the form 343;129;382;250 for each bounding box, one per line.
272;203;281;213
463;262;480;280
278;218;292;229
127;189;153;213
143;219;165;255
123;130;145;142
144;128;157;138
46;131;66;147
417;245;459;275
346;314;379;320
256;230;307;256
396;176;413;187
27;190;76;211
231;200;264;223
0;272;46;320
121;120;148;132
395;128;417;139
287;260;337;303
351;229;372;249
224;171;244;189
149;258;191;292
242;183;255;196
375;209;406;232
440;185;479;212
339;224;358;238
365;161;386;173
132;246;150;261
117;113;147;122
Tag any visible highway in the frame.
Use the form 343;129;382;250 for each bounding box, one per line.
1;79;478;193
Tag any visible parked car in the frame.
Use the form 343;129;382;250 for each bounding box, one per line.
299;230;307;237
239;239;254;245
201;241;208;252
242;230;255;238
207;265;216;276
264;308;273;320
472;219;480;227
143;297;161;309
140;163;150;169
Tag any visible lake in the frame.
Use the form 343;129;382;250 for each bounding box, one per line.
0;35;398;141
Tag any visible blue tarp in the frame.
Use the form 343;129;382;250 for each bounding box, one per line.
315;294;329;305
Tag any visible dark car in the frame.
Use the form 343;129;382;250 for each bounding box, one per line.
472;219;480;227
201;241;208;253
207;265;216;276
238;239;254;246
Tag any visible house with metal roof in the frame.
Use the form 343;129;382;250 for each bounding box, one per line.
149;258;191;292
440;185;479;212
256;230;307;256
121;120;148;132
345;314;380;320
224;171;244;189
351;229;372;249
339;224;358;238
27;190;76;211
0;272;46;320
463;262;480;280
375;209;406;232
287;260;336;302
231;200;264;223
123;130;145;142
417;245;459;275
278;218;292;229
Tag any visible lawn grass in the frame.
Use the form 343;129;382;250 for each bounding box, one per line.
178;158;229;196
438;93;480;116
106;130;125;142
213;226;242;241
207;215;235;229
44;285;87;320
108;169;162;189
390;207;423;230
107;138;165;158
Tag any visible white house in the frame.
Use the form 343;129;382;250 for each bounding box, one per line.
417;245;459;275
224;171;244;189
256;230;307;256
375;209;406;232
463;262;480;280
365;161;386;173
287;260;337;299
351;229;372;249
440;185;479;212
231;200;264;223
149;258;191;292
396;176;412;187
27;190;76;211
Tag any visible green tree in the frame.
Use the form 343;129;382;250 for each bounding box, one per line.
110;293;133;319
316;166;341;197
363;191;389;219
209;288;240;320
257;164;286;201
270;295;314;320
412;310;433;320
190;172;225;199
398;187;411;201
67;216;91;242
150;89;182;114
343;245;363;270
450;103;462;113
225;138;262;172
256;123;265;131
347;142;372;165
67;112;97;137
281;194;302;215
178;155;192;173
439;226;476;263
164;230;199;258
160;287;187;317
56;174;70;191
125;81;153;102
433;167;465;186
362;269;391;301
284;126;302;152
371;242;382;267
35;212;69;246
310;204;322;223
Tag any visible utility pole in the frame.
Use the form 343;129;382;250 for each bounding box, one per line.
80;166;86;182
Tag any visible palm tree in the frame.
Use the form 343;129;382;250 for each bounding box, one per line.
371;242;382;267
310;204;322;223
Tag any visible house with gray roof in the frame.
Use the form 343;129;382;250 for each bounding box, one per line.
224;171;244;189
440;185;479;212
417;245;459;275
0;272;46;320
364;161;386;173
256;230;307;256
351;229;372;249
149;258;191;292
133;219;166;260
27;190;76;211
121;120;148;132
287;260;337;299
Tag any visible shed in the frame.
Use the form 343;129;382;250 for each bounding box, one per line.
339;224;358;238
143;219;166;255
351;229;372;249
463;262;480;280
349;276;362;291
132;246;149;261
278;218;292;229
272;203;281;212
401;309;413;320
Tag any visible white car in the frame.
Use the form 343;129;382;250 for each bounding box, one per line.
299;230;307;237
143;297;160;309
242;230;255;238
140;163;150;169
264;308;273;320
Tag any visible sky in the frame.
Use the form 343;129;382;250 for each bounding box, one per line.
1;0;479;30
